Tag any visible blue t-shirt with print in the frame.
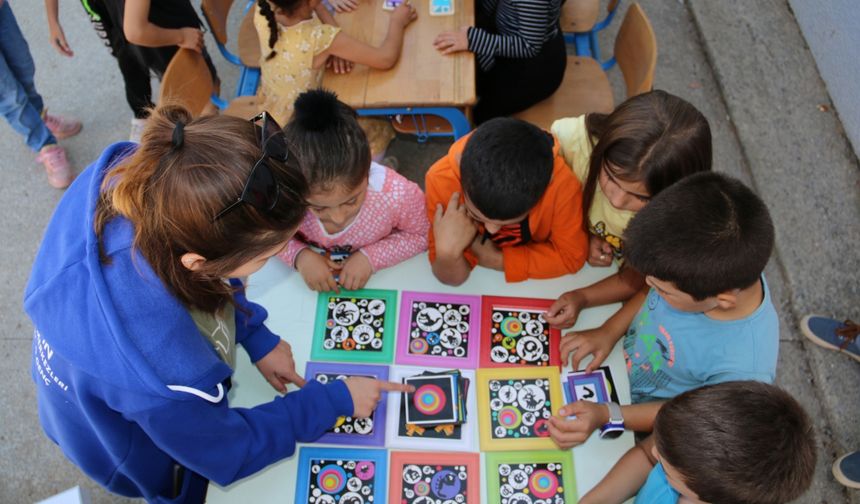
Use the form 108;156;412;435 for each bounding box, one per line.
623;276;778;404
635;463;680;504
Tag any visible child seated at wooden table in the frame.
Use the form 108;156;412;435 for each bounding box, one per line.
548;172;779;448
545;91;712;331
433;0;566;124
425;117;589;285
280;90;429;292
580;381;816;504
255;0;416;159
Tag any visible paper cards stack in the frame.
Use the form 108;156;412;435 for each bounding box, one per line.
404;370;469;427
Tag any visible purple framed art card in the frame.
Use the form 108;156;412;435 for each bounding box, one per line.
396;291;481;369
304;362;389;447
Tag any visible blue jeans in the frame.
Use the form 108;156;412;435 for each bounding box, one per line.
0;1;56;151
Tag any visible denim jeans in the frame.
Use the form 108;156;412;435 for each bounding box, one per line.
0;1;56;151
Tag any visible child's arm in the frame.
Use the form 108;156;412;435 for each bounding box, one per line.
580;436;656;504
433;0;551;57
546;266;645;329
430;193;478;286
44;0;74;56
315;2;339;26
560;286;648;372
123;0;203;51
549;400;665;449
318;3;416;69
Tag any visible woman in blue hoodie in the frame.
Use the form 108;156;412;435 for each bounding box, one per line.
24;104;408;503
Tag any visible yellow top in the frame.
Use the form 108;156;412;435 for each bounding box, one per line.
551;115;636;260
255;7;341;125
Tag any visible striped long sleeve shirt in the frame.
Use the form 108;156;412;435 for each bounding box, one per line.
467;0;563;71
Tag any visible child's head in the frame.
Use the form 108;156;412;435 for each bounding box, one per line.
96;104;308;313
460;118;554;233
624;171;774;309
583;90;712;216
653;381;816;504
257;0;319;60
284;89;371;233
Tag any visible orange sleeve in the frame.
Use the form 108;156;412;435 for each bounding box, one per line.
500;165;588;282
424;142;478;269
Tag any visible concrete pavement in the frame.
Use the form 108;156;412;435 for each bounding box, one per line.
0;0;857;502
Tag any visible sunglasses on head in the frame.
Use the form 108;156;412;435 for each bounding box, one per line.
212;112;289;222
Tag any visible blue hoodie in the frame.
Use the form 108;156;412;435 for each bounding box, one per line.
24;143;353;503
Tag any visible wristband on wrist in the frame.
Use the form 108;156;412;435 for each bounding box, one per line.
599;402;625;439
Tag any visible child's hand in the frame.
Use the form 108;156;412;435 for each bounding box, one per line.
548;401;609;449
390;2;418;28
255;340;306;393
330;0;359;12
587;234;614;267
296;249;342;293
560;326;617;372
470;235;503;270
339;253;373;291
177;27;204;52
327;55;355;74
49;24;74;57
545;290;586;329
433;26;469;55
433;192;478;259
344;377;414;417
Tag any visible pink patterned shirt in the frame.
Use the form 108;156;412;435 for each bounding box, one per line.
281;162;430;271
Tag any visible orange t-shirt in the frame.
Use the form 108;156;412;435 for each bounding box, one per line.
425;133;588;282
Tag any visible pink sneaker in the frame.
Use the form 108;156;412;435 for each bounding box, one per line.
43;112;82;140
36;145;75;189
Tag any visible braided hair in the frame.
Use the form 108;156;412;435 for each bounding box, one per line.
258;0;304;61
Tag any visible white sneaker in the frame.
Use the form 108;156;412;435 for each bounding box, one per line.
130;118;147;143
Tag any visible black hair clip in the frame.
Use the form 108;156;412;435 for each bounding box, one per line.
172;121;185;151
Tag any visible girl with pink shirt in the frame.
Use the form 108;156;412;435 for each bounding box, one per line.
280;89;429;291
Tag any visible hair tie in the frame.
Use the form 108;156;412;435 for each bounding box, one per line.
172;121;185;151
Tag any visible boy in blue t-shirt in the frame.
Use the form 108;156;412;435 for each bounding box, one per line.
548;172;778;447
578;381;816;504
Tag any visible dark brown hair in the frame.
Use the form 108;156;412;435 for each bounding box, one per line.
582;90;712;232
258;0;305;61
654;381;816;504
623;171;774;300
284;89;371;193
94;105;308;313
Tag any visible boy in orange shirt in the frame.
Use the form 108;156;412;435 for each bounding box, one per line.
426;118;588;284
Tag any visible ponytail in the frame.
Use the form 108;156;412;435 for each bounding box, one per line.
258;0;279;61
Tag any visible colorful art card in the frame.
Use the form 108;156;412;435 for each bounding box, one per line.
312;289;397;364
480;296;561;368
386;366;478;451
429;0;454;16
304;362;389;446
563;366;620;405
477;367;564;451
389;451;480;503
404;373;461;426
382;0;402;10
396;291;481;369
485;451;577;504
295;447;387;504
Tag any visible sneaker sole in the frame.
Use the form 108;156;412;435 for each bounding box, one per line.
832;453;860;489
800;315;860;363
51;123;83;140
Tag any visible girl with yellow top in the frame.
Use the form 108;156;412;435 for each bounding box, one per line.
545;91;712;332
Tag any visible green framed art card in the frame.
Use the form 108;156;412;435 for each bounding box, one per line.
485;450;577;504
311;288;398;363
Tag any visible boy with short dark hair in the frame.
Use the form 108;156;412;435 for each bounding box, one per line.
579;381;817;504
549;172;779;447
425;117;588;285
